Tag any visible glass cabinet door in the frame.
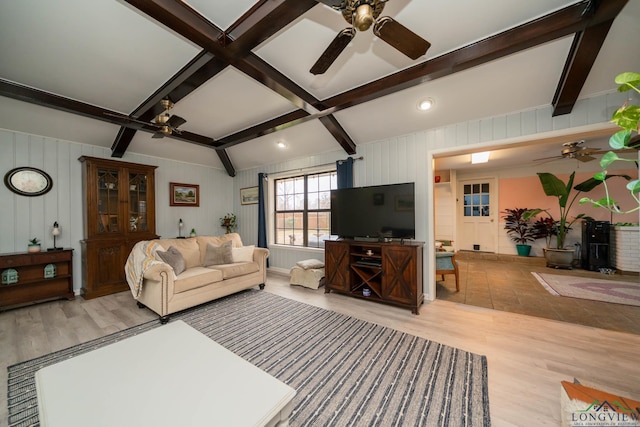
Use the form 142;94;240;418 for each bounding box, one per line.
128;172;149;232
97;168;119;233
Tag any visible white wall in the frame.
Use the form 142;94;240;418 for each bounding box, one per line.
0;129;233;293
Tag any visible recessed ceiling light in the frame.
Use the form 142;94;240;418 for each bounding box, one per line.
417;98;434;111
471;151;490;164
276;141;287;149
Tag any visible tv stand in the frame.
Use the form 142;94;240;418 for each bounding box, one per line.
324;240;424;314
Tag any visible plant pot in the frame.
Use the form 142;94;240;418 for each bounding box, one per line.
28;244;41;253
543;248;574;269
515;244;531;257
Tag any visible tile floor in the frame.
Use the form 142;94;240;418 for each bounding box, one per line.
436;251;640;335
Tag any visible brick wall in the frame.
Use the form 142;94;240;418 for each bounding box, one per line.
610;226;640;273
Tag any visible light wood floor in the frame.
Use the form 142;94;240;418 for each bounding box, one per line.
2;273;639;427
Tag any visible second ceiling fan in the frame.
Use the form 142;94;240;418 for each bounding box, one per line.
310;0;431;75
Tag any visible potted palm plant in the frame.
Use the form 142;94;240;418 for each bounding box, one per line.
501;208;537;256
524;172;603;268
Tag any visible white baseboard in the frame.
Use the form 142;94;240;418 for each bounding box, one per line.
268;267;291;276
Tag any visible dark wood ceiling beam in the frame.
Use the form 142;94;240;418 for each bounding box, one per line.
224;0;317;53
551;0;627;116
217;110;310;149
216;150;236;177
318;115;356;154
323;0;626;110
0;79;218;146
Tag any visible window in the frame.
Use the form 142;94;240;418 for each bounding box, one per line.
274;171;337;248
463;183;490;216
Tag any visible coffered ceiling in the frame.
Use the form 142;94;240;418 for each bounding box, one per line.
1;0;638;175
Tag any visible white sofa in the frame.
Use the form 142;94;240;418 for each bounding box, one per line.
130;233;268;323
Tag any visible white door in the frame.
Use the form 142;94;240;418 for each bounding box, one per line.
457;178;498;252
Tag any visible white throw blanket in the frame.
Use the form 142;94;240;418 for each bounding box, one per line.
125;240;165;299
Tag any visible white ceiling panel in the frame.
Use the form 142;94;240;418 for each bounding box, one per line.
167;68;298;139
183;0;257;30
0;0;199;112
0;96;119;148
333;38;573;144
227;120;339;171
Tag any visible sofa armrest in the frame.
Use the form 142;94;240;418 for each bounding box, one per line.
253;247;269;265
143;263;174;281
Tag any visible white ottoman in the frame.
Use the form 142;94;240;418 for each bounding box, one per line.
290;259;325;289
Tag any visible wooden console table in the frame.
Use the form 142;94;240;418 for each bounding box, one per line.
0;249;74;310
325;240;424;314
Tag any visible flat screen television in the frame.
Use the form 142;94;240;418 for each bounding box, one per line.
330;182;415;240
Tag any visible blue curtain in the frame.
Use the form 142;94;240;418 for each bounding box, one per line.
336;157;354;189
257;173;269;267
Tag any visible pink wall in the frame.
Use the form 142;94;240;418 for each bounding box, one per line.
499;169;638;224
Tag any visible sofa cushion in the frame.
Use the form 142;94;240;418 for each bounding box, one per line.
197;234;243;264
156;246;186;275
296;258;325;270
203;241;233;266
212;262;259;279
232;245;255;263
173;267;224;293
155;238;201;269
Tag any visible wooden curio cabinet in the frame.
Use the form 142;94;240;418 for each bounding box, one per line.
79;156;158;299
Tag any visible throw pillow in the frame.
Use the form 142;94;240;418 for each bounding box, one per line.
296;259;325;270
203;241;233;266
156;246;186;275
232;245;255;263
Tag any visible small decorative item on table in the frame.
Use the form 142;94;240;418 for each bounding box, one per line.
44;264;57;279
28;238;41;253
190;228;197;237
2;269;19;285
362;288;371;297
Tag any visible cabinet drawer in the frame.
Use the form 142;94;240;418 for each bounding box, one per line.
0;254;32;268
33;251;72;263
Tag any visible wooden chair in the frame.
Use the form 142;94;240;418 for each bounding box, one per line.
435;252;459;292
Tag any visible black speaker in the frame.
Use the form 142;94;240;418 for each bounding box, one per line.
581;221;610;270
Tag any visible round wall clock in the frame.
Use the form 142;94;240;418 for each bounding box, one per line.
4;167;53;196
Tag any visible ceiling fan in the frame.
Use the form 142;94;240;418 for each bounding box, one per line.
106;98;187;138
533;140;637;163
310;0;431;75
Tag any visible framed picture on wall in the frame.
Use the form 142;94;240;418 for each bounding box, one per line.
170;182;199;207
240;186;259;205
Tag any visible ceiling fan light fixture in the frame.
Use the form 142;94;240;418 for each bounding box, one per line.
354;4;374;31
276;141;288;149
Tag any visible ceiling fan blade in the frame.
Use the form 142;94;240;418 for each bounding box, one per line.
577;155;595;162
310;28;355;75
533;155;563;162
373;16;430;60
167;115;186;128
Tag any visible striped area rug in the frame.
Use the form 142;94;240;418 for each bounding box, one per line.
8;290;490;426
